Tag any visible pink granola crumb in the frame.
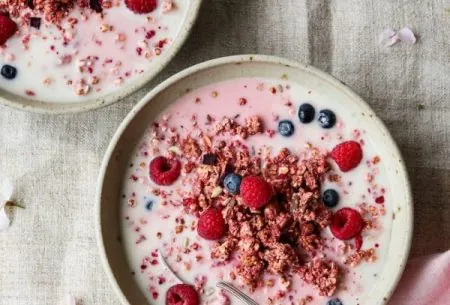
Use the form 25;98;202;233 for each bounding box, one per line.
1;0;76;24
162;0;175;13
298;259;339;296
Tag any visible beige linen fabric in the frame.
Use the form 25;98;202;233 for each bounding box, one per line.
0;0;449;304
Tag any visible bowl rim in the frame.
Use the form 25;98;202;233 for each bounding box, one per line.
95;54;413;305
0;0;203;114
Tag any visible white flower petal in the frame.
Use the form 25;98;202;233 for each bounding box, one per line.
0;179;14;202
0;207;11;231
379;28;399;47
398;27;417;44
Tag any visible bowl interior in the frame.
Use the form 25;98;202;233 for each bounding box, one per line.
0;0;202;114
97;56;412;305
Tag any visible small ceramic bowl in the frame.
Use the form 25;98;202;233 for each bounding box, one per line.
0;0;202;114
96;55;413;305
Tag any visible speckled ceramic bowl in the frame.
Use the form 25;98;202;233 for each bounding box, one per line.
96;55;413;305
0;0;202;114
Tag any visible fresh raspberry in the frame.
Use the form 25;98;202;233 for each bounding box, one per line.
240;176;273;209
330;140;363;172
330;208;364;240
125;0;157;14
149;156;181;186
166;284;199;305
0;15;17;45
197;208;225;240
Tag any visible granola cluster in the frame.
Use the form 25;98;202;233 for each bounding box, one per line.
208;148;337;296
0;0;88;24
149;113;341;297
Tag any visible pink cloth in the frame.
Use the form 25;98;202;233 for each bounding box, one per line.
389;250;450;304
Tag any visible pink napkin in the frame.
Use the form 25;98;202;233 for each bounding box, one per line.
389;250;450;304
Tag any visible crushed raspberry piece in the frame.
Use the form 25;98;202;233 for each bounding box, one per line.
166;284;199;305
330;208;364;240
355;234;363;251
125;0;157;14
149;156;181;186
240;175;273;209
0;15;17;45
331;141;363;172
197;208;226;240
375;196;385;204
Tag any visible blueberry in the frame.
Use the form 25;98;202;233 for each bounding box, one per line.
298;103;315;123
224;173;242;195
326;298;343;305
322;189;339;207
1;64;17;80
278;120;295;137
318;109;336;128
145;200;154;211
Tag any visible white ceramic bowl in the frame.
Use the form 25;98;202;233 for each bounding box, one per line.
96;55;413;305
0;0;202;114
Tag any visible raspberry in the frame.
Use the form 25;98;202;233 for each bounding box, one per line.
0;15;17;45
240;176;273;209
125;0;157;14
149;156;181;186
330;208;364;240
166;284;199;305
197;208;225;240
330;141;363;172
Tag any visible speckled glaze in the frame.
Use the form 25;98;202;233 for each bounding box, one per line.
0;0;202;114
96;55;413;305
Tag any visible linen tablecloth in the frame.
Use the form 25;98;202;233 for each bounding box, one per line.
1;1;449;304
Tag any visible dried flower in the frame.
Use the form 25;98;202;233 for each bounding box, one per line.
0;179;21;231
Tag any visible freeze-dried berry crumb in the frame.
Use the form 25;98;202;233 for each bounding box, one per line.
355;234;363;251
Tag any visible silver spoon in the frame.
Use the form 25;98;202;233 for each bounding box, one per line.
216;281;259;305
158;249;185;283
158;249;258;305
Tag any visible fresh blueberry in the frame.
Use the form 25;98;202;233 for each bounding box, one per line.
318;109;336;128
224;173;242;194
278;120;295;137
322;189;339;207
326;298;343;305
145;200;154;211
1;64;17;80
298;103;315;123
